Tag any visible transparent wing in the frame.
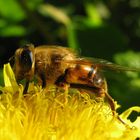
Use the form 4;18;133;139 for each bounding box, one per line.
60;57;140;72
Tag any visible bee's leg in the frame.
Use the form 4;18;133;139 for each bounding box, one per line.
100;80;115;115
23;80;30;94
55;71;70;105
98;81;118;117
55;74;67;87
99;89;126;125
55;69;70;89
104;91;115;115
106;92;126;124
39;72;47;88
102;81;126;124
55;70;70;94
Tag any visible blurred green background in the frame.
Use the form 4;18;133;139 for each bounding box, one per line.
0;0;140;117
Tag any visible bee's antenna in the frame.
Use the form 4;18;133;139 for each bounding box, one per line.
22;43;34;49
9;55;15;67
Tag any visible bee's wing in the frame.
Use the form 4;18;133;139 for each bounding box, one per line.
61;57;140;72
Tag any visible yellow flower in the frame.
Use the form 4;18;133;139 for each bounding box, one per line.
0;63;140;140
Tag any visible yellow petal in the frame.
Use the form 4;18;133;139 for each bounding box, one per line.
120;106;140;119
3;63;18;92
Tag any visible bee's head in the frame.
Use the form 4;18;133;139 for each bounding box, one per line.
10;44;35;80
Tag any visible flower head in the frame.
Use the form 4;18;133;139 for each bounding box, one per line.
0;63;140;140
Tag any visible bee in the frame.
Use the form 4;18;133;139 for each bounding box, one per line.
9;44;139;117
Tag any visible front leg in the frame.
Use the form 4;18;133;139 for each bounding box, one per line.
39;72;47;88
23;80;30;94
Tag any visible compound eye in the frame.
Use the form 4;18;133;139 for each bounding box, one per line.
20;49;33;71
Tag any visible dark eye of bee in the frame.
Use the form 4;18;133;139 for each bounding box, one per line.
20;49;33;71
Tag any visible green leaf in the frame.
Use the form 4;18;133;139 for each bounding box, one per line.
39;4;71;26
0;19;7;28
85;3;103;27
0;69;4;86
114;51;140;68
27;0;43;10
0;0;25;22
0;25;26;37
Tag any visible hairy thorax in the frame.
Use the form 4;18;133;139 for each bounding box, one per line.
34;46;76;84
